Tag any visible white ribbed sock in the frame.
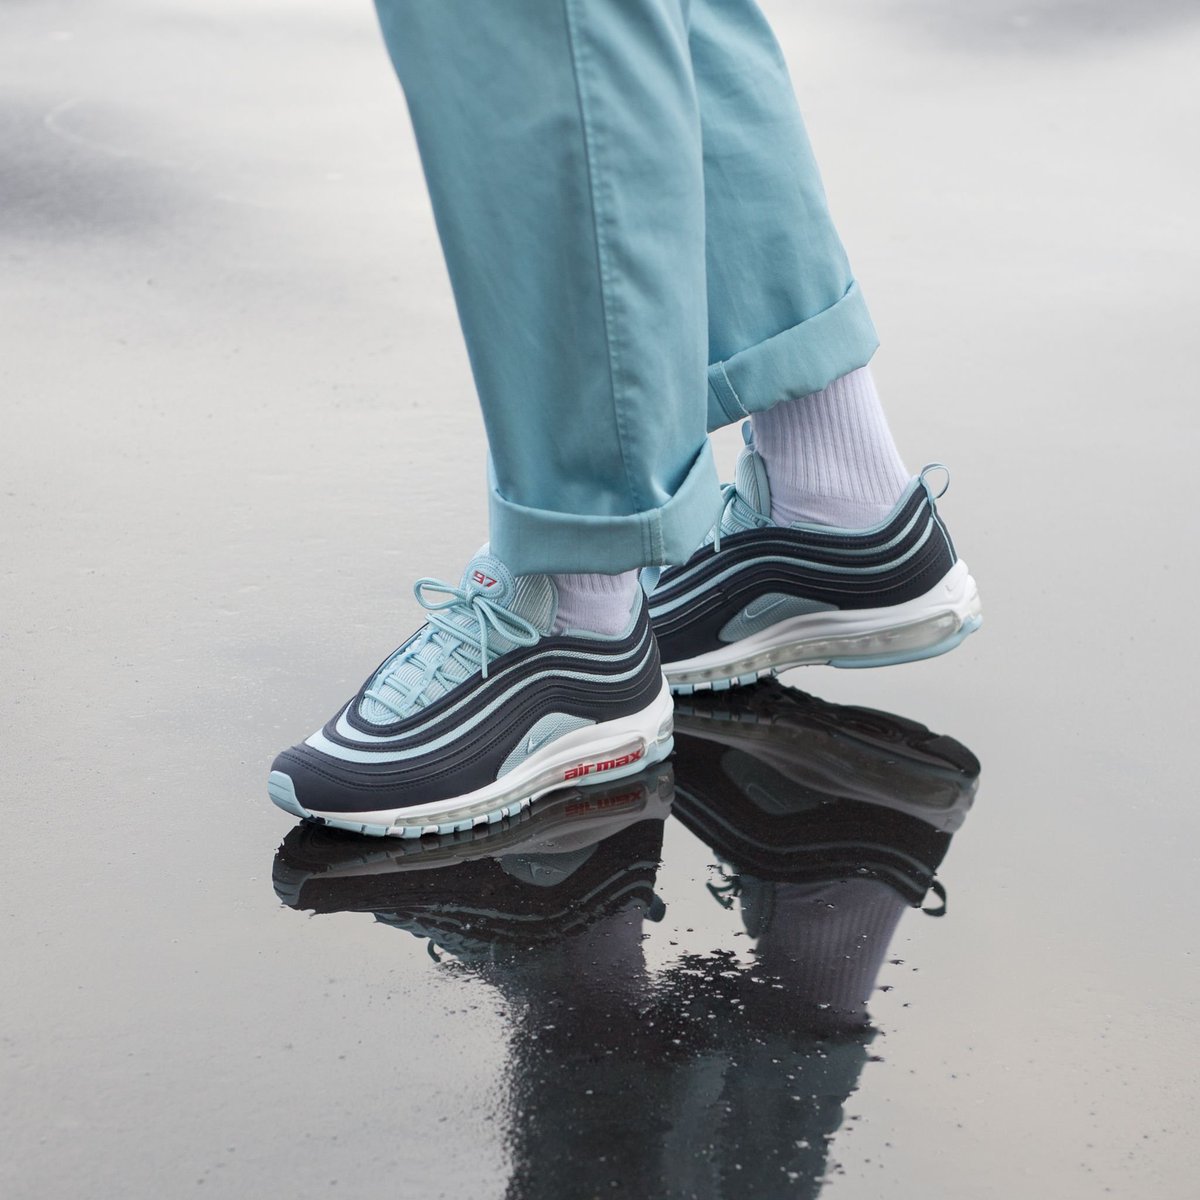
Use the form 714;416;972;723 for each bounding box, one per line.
751;365;912;528
550;570;640;636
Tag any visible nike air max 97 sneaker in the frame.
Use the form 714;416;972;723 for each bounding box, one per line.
268;551;673;837
649;435;982;692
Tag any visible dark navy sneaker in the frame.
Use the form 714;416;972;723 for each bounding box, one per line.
649;436;982;692
268;550;673;837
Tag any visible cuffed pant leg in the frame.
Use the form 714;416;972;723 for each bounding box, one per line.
688;0;880;431
374;0;720;574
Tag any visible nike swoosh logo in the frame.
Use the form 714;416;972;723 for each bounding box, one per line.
743;596;788;621
526;727;557;755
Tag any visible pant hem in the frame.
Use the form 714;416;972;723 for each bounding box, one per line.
705;281;880;431
489;440;721;574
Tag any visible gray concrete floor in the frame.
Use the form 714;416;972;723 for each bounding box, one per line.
3;1;1199;1197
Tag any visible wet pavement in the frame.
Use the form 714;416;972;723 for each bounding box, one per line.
3;1;1199;1198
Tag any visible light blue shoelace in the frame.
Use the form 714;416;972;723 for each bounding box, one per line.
710;483;771;554
363;577;541;720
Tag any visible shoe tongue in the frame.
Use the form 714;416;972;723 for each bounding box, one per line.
735;446;772;517
718;446;773;536
459;550;556;634
459;552;514;603
358;551;556;725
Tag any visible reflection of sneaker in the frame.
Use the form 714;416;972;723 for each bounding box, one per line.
272;766;674;961
268;549;674;837
675;677;979;833
670;679;980;903
649;438;982;692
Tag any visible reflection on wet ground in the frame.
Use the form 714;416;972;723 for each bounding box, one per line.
274;681;980;1198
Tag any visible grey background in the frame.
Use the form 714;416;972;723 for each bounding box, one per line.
2;1;1198;1197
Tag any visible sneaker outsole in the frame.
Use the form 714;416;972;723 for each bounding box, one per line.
268;770;539;839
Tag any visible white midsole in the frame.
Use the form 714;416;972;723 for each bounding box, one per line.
663;561;980;682
300;679;675;830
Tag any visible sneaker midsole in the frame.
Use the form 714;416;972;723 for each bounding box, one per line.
662;561;981;684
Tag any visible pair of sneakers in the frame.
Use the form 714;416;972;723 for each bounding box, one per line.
268;440;981;836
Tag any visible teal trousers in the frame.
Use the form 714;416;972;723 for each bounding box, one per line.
374;0;879;573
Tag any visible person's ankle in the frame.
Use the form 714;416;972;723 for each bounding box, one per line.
550;570;640;636
766;484;912;529
751;366;909;529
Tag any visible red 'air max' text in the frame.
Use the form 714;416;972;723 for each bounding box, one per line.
562;748;644;782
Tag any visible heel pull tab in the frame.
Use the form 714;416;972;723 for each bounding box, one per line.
919;463;951;499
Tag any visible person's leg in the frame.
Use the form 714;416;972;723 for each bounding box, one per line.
373;0;719;578
648;0;980;690
269;1;716;832
688;0;908;527
690;0;875;424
